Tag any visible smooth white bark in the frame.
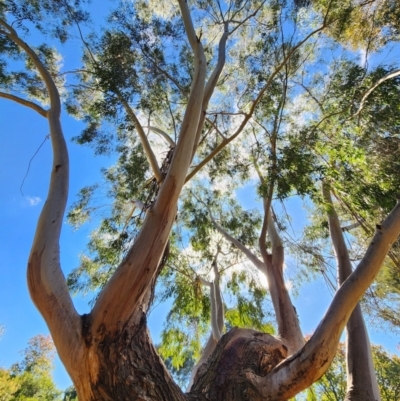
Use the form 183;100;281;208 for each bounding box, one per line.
90;0;207;335
323;183;381;401
247;200;400;400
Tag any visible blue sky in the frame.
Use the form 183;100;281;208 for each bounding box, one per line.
0;98;398;390
1;2;399;393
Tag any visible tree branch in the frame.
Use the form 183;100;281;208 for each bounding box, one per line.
322;182;381;400
248;199;400;400
0;17;84;382
90;0;206;335
191;21;229;159
116;93;163;182
213;256;224;334
354;68;400;118
0;92;48;117
144;125;176;147
210;213;265;270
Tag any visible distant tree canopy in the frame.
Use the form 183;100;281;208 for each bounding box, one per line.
0;335;61;401
308;344;400;401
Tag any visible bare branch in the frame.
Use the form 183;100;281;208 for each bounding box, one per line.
0;92;48;117
228;0;267;35
210;213;265;271
191;21;229;158
116;93;163;182
342;222;361;232
144;125;176;147
354;68;400;118
0;18;61;112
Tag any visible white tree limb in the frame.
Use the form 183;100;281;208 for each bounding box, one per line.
342;222;361;232
117;94;163;182
323;183;381;401
1;17;85;388
0;91;48;117
143;126;176;147
191;21;229;159
90;0;206;335
213;258;224;333
248;199;400;400
354;68;400;118
210;213;265;271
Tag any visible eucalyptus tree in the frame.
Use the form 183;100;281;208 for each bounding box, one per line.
308;344;400;401
1;0;400;401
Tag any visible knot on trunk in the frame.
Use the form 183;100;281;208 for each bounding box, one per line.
190;328;288;401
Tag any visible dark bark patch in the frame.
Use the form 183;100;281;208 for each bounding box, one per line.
191;328;288;401
81;313;93;346
88;313;186;401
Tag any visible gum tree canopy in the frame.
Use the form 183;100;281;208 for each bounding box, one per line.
1;0;400;400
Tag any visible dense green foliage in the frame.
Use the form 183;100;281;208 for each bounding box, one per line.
1;0;399;396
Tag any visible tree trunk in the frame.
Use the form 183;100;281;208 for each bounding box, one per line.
323;183;381;401
344;305;381;401
190;328;288;401
78;312;187;401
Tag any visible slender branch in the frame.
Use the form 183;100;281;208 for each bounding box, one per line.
228;0;267;35
144;125;176;147
209;213;265;270
354;68;400;118
0;18;61;112
213;255;224;333
191;21;229;159
0;92;48;117
342;222;361;232
116;93;163;182
141;50;186;94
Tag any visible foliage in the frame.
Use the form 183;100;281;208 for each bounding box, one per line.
1;0;400;398
306;344;400;400
0;335;62;401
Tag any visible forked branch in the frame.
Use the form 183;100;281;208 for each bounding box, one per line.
248;200;400;400
90;0;207;334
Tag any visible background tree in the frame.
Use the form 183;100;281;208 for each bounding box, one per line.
307;344;400;401
0;335;61;401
